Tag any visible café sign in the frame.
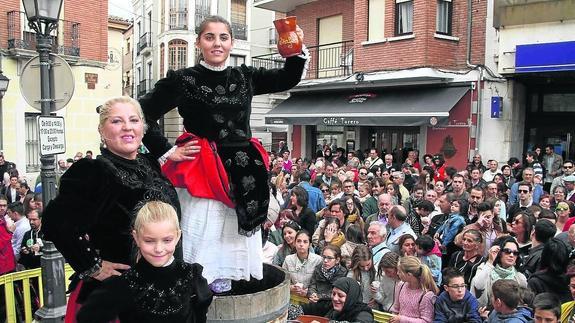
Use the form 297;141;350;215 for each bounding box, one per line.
323;117;360;126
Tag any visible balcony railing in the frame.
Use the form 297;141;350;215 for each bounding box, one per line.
232;23;247;40
252;40;354;80
169;8;188;30
137;32;151;55
7;10;80;56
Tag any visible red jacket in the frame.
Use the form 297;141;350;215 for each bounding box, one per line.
0;218;16;274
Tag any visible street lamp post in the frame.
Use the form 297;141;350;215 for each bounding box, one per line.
0;70;9;150
22;0;67;321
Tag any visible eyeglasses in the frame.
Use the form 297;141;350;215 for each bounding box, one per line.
321;189;330;192
359;172;368;175
448;284;467;289
322;255;336;260
518;189;530;193
564;165;574;169
502;248;520;256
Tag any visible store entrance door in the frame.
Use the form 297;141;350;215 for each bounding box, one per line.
368;127;419;163
526;126;575;161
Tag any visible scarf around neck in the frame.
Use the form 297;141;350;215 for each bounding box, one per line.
491;264;517;281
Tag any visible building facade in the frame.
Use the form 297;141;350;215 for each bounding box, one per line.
0;0;124;181
254;0;523;169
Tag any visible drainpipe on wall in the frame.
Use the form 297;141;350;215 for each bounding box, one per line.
466;0;483;158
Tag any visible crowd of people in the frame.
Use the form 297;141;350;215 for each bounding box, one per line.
272;145;575;322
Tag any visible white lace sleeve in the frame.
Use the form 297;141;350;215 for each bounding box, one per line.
157;146;177;166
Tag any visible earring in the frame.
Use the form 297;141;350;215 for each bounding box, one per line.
101;137;107;149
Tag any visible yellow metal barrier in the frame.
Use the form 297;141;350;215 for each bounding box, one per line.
1;264;74;323
289;294;393;322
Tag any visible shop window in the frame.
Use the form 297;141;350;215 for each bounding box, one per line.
316;125;345;153
395;0;413;35
542;93;575;112
168;39;187;70
436;0;452;35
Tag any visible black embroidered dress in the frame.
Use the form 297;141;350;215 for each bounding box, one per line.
76;258;212;323
42;149;180;303
138;55;306;283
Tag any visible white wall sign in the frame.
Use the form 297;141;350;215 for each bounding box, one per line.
38;116;66;156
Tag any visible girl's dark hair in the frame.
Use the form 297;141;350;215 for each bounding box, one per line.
539;238;570;274
513;211;535;243
415;235;434;253
294;229;311;244
398;234;416;256
281;221;301;248
345;223;366;244
454;198;469;218
350;245;375;282
290;186;309;209
323;244;342;260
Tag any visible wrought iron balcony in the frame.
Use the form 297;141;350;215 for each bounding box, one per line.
252;40;354;80
7;11;80;57
137;32;151;55
169;8;188;30
232;23;247;40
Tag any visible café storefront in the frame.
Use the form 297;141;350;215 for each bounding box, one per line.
266;85;476;169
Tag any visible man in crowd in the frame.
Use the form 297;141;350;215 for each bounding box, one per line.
482;159;501;182
313;164;336;187
297;172;326;213
543;144;563;193
469;167;487;191
366;148;384;171
18;209;43;269
467;154;487;174
366;193;393;227
367;221;389;268
392;171;410;205
522;219;556;278
551;160;574;194
565;175;575;202
406;200;434;236
386;205;416;253
0;152;16;182
383;154;399;173
509;167;543;205
466;187;485;224
428;193;456;237
451;174;469;200
507;181;535;222
7;202;30;262
5;175;21;204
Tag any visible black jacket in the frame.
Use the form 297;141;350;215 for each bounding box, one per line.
527;270;571;303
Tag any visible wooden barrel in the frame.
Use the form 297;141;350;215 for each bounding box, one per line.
206;263;291;322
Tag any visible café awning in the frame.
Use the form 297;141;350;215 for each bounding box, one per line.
265;86;469;126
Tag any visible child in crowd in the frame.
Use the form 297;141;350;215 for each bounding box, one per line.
389;256;438;323
347;245;375;307
435;199;467;248
533;293;561;323
372;252;400;312
76;201;213;323
433;267;481;323
482;279;533;323
416;235;443;286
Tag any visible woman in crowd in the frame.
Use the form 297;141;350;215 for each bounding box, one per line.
283;230;322;298
21;193;36;216
539;193;552;210
319;183;332;204
268;208;296;246
289;186;317;236
316;217;346;253
288;277;373;322
434;180;446;197
139;15;308;293
359;182;378;218
42;97;182;320
551;185;567;209
527;238;571;303
273;221;301;266
398;234;417;257
340;224;365;268
347;245;375;307
457;202;502;256
330;182;342;200
389;256;439;323
470;236;527;308
448;229;485;286
555;201;571;232
386;181;401;206
308;245;348;304
343;195;364;231
510;211;535;257
372;177;386;197
373;252;401;312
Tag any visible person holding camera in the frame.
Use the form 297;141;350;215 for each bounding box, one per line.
18;208;43;270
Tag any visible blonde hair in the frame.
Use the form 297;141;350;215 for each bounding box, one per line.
398;256;439;294
133;201;180;235
98;96;147;134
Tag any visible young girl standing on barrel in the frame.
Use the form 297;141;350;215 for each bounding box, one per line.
139;15;308;293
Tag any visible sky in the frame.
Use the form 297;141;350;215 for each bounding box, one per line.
109;0;134;19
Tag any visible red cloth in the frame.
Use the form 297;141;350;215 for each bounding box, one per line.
161;133;269;209
65;281;120;323
0;220;15;275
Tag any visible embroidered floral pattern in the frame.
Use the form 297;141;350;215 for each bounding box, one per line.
246;200;259;215
235;151;249;167
241;175;256;194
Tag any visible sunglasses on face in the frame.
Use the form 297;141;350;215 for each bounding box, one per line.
556;207;569;212
321;189;330;192
564;165;574;169
359;172;368;175
502;248;519;256
518;189;530;193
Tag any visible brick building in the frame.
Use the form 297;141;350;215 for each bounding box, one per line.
0;0;123;180
254;0;509;169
